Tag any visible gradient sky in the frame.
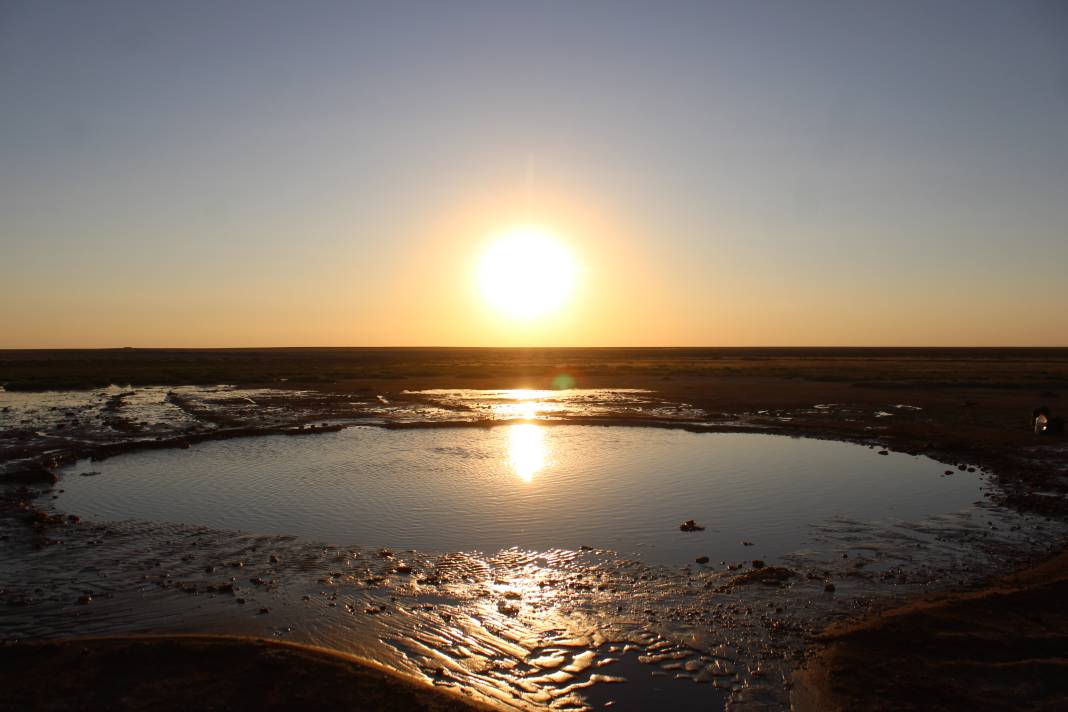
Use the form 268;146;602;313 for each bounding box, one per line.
2;0;1067;347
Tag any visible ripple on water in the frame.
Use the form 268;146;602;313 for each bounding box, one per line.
56;427;994;566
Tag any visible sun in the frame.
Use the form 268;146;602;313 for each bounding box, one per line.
478;226;578;319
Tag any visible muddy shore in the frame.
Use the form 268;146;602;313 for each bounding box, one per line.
0;634;493;712
2;347;1067;709
794;548;1068;711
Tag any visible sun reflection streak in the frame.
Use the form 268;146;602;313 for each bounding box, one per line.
517;399;538;420
507;423;548;482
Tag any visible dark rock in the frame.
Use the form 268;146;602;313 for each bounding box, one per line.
731;566;797;587
696;556;710;564
679;519;705;532
824;582;836;593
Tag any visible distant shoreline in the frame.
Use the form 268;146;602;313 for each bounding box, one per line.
3;345;1068;392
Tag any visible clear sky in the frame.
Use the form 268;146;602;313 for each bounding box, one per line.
2;0;1066;347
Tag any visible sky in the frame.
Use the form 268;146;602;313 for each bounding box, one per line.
2;0;1067;347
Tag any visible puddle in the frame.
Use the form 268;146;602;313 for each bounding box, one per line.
55;428;985;566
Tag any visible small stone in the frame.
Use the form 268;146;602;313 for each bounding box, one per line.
944;470;954;475
824;582;836;593
878;450;889;456
696;556;710;564
77;594;92;605
258;607;270;615
497;601;520;616
751;560;765;569
679;520;705;532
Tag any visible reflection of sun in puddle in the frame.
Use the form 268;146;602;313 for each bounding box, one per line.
508;423;548;482
496;389;545;420
517;399;538;420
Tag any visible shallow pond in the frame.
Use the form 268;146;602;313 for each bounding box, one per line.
58;426;983;566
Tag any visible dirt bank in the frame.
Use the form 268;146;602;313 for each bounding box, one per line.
0;634;494;712
794;549;1068;711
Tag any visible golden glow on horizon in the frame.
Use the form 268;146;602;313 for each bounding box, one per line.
478;226;577;319
507;423;548;482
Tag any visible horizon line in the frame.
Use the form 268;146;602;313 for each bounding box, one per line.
3;345;1068;352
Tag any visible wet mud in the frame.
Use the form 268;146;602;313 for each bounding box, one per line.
3;374;1068;710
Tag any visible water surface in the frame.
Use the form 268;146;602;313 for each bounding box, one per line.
59;426;982;565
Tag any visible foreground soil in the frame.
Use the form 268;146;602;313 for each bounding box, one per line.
795;550;1068;711
0;635;492;712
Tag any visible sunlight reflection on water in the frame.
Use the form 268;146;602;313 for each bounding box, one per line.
508;423;549;482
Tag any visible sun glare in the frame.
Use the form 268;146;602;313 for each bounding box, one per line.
478;226;577;319
507;423;548;482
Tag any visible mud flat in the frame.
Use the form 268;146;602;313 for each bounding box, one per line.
2;347;1067;710
794;549;1068;711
